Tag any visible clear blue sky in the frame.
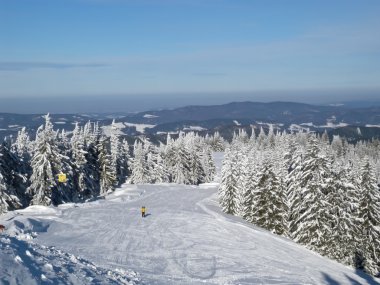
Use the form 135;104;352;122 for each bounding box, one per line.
1;0;380;106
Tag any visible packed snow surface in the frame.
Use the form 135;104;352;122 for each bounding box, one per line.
1;154;379;284
0;236;139;284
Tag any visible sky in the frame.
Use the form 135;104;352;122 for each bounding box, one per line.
1;0;380;112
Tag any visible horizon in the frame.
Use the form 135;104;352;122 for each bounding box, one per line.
1;0;380;113
1;93;380;114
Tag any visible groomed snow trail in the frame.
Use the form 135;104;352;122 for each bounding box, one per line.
5;186;378;285
1;154;379;285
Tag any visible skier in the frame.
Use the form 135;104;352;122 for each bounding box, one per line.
0;225;5;233
141;206;146;218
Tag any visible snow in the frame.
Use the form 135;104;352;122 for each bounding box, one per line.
291;122;349;130
54;121;67;125
289;124;311;132
319;122;349;128
299;121;352;128
183;126;206;131
157;131;179;135
233;120;241;126
301;122;315;127
0;153;378;284
256;122;284;127
143;114;159;118
101;122;126;136
0;236;139;285
123;122;156;133
366;124;380;128
16;205;61;216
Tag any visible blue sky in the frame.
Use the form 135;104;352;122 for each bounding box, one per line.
1;0;380;108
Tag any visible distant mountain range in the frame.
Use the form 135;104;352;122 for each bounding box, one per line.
1;101;380;141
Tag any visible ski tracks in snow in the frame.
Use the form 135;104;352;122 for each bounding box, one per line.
2;182;379;285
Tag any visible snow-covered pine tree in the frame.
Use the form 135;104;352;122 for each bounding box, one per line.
155;145;169;183
27;114;65;206
70;123;89;201
242;152;258;223
251;158;288;235
121;139;131;178
97;137;116;195
0;142;27;214
129;140;149;184
12;127;31;162
0;171;8;214
200;146;216;183
326;164;360;266
164;134;192;184
11;127;32;187
84;139;101;198
13;127;29;156
267;124;276;149
56;130;74;203
185;134;206;185
218;148;239;215
110;120;125;186
141;138;157;183
357;158;380;276
209;131;225;151
2;139;28;201
256;127;267;149
59;129;71;156
289;137;334;253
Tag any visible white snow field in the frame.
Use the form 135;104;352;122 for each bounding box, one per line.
1;154;379;285
0;235;139;285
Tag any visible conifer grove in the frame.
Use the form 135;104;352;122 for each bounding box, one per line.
0;115;218;215
218;127;380;277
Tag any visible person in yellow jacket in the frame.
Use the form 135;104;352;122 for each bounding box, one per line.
141;206;146;218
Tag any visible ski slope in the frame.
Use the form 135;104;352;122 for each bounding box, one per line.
1;154;379;284
0;235;139;285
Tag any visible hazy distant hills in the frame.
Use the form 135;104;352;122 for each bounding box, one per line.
1;101;380;141
128;101;380;126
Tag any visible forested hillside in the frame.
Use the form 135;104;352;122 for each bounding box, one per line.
219;127;380;276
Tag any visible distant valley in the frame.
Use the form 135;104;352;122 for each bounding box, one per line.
1;101;380;142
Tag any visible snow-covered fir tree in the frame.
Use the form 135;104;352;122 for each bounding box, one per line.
288;137;335;252
121;139;131;178
200;146;216;183
129;140;148;184
27;114;65;206
251;158;287;235
0;141;27;214
11;127;32;184
357;158;380;276
218;148;239;215
110;120;125;186
207;131;225;151
70;123;89;201
97;137;116;195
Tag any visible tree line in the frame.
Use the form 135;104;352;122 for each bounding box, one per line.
0;114;217;214
219;127;380;276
